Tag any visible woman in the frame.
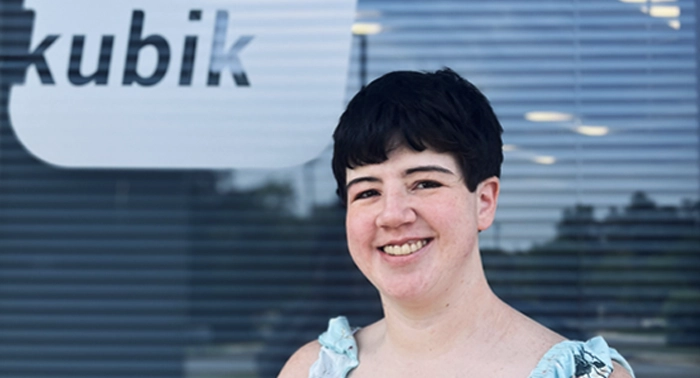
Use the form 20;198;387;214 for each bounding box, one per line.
279;69;635;378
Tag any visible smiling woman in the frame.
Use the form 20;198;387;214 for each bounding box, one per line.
344;148;493;305
278;69;636;378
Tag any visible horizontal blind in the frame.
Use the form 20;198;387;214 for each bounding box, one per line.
343;2;700;377
1;1;699;378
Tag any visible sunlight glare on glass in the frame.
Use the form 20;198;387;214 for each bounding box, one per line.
575;125;609;137
533;156;556;165
503;144;517;151
352;22;382;35
668;20;681;29
524;111;574;122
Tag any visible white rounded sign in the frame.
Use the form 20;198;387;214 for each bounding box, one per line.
10;0;357;169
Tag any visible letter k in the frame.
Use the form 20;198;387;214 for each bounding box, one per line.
208;10;253;87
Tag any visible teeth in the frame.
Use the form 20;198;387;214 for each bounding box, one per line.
382;239;427;256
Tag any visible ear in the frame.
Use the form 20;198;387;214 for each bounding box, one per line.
476;176;500;231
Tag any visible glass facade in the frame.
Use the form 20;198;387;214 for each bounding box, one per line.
0;0;698;377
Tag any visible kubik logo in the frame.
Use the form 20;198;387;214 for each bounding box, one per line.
9;0;357;169
25;9;253;87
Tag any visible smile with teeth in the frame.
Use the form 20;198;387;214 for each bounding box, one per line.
381;239;429;256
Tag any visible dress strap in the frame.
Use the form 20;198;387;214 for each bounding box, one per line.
529;336;635;378
308;316;359;378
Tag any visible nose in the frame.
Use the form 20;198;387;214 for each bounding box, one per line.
375;188;416;228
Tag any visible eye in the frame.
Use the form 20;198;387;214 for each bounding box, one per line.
353;189;380;201
414;180;442;190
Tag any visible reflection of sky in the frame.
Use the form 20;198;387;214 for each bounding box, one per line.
229;0;699;252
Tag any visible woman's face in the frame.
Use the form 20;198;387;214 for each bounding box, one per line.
344;146;499;303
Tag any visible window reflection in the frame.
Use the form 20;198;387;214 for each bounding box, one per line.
0;1;698;377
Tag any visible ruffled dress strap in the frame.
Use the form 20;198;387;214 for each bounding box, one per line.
308;316;359;378
529;336;635;378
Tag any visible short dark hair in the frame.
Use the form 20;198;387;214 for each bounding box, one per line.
331;68;503;204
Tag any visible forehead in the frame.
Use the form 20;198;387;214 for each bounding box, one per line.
345;147;459;182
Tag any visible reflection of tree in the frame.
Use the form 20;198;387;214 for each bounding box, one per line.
188;177;379;377
250;200;380;378
490;191;700;348
189;176;302;345
190;183;698;377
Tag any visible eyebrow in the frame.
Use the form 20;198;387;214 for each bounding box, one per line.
345;165;455;192
404;165;455;176
345;176;380;192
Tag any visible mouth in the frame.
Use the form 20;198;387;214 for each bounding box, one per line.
380;238;432;256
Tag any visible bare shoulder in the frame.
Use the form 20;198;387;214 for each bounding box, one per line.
610;361;634;378
353;318;384;350
277;340;321;378
508;305;566;350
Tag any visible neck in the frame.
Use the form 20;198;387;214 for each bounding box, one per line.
377;253;511;359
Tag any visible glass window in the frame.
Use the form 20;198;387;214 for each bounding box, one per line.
0;1;697;377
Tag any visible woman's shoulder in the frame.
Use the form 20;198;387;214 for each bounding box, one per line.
530;336;635;378
507;309;634;378
278;316;362;378
278;339;322;378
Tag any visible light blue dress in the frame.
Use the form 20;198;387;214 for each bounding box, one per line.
309;317;635;378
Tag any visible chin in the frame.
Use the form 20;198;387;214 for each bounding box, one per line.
375;274;434;303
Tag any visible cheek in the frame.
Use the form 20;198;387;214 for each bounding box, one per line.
345;208;374;251
434;193;478;238
345;210;377;277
